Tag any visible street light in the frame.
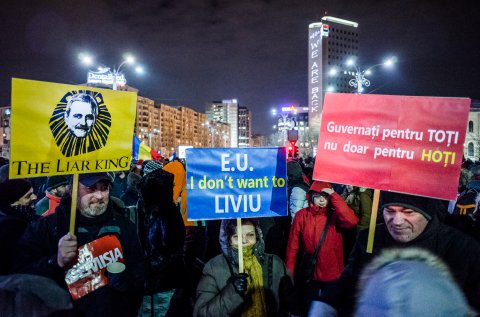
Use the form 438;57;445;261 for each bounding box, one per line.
135;66;144;74
139;128;159;148
79;53;93;67
79;52;144;90
149;128;160;148
329;56;396;94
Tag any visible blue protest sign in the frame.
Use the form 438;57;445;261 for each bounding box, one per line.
186;147;287;220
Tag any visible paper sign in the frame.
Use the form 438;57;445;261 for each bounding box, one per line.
313;93;469;200
65;234;124;300
9;78;137;178
186;147;287;220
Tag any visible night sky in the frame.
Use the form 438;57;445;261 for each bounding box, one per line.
0;0;478;135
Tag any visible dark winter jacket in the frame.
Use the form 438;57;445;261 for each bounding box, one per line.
194;219;292;317
137;168;186;293
285;181;359;282
338;214;480;313
340;187;373;232
0;204;38;275
120;172;140;207
14;195;145;317
111;172;128;198
120;187;139;207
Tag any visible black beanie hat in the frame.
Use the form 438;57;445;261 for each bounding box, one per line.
380;192;440;221
0;179;32;206
46;175;70;191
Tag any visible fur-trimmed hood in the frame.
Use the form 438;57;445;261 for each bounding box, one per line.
355;248;473;316
219;218;266;266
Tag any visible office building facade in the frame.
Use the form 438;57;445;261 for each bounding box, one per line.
464;100;480;161
135;97;211;156
238;106;252;147
206;99;238;147
308;16;359;138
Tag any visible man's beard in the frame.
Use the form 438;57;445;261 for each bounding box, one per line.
80;200;108;217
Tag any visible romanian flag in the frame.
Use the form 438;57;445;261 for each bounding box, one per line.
132;135;160;160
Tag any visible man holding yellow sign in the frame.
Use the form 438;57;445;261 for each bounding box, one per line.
9;78;141;316
15;172;145;316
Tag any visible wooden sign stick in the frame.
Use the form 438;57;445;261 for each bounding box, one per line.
366;189;380;253
237;218;244;273
69;174;79;235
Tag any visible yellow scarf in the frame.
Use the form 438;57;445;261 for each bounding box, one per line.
242;246;267;317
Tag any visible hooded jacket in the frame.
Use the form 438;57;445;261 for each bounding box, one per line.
194;219;292;317
354;248;472;317
137;168;186;293
285;181;359;282
0;204;38;275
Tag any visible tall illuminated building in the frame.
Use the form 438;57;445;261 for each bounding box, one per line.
308;16;359;138
206;99;239;147
238;106;251;147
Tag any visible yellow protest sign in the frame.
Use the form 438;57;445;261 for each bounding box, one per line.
10;78;137;178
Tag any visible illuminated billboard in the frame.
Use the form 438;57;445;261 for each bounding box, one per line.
87;68;126;87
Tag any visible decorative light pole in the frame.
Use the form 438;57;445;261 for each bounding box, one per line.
346;64;371;93
139;128;159;148
148;128;160;148
272;108;295;146
79;53;144;91
329;56;396;94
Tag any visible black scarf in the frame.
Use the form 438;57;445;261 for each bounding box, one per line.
0;204;37;223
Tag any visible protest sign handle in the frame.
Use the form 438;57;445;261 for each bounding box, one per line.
366;189;380;253
237;218;244;273
69;174;79;235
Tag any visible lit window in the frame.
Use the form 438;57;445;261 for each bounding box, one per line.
468;142;474;157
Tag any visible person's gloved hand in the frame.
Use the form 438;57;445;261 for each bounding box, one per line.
229;273;249;297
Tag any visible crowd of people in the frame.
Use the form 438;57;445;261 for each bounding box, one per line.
0;155;479;317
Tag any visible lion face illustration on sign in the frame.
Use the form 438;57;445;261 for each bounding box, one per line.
49;90;111;157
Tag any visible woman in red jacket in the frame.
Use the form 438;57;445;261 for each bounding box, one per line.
285;181;358;316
